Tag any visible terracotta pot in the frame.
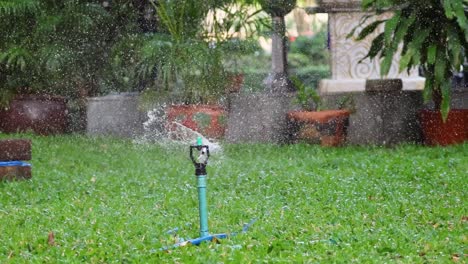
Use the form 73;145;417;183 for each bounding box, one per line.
419;109;468;146
288;109;350;146
166;105;227;139
0;94;68;135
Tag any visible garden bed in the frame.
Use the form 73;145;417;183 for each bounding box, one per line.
0;134;466;262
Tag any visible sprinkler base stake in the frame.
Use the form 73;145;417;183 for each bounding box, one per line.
160;218;257;251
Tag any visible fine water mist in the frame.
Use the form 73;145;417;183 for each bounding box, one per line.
134;106;222;154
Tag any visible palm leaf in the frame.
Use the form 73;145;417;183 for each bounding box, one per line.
440;81;451;121
0;0;38;15
351;0;468;119
0;46;32;70
356;20;385;41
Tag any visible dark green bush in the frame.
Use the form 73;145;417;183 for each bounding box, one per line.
289;27;329;66
290;65;330;89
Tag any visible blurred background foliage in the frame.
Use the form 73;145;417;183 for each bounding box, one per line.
0;0;330;103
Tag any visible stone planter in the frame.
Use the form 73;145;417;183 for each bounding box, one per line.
0;95;68;135
166;105;227;139
320;79;424;145
86;92;146;138
419;109;468;146
287;109;350;146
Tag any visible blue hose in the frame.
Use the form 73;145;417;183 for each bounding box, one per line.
162;218;257;250
0;161;31;167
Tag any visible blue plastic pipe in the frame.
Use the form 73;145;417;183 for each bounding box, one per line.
0;161;31;167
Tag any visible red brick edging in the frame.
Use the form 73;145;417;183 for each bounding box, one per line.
0;166;32;181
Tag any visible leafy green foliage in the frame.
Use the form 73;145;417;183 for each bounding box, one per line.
287;21;331;92
0;46;32;71
349;0;468;120
137;34;229;104
0;0;37;15
140;0;268;104
141;0;228;104
98;34;146;95
289;25;329;66
291;76;321;111
208;2;270;42
0;134;466;262
0;0;143;102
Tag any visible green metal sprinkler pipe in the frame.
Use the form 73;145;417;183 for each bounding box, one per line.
197;174;209;237
191;137;210;238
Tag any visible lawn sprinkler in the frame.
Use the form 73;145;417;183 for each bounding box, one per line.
163;137;256;249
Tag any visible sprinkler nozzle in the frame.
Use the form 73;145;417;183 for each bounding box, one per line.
197;147;208;164
190;144;210;176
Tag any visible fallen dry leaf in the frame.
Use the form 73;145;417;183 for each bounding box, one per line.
48;231;56;246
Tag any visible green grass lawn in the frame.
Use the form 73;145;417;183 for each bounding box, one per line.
0;134;466;263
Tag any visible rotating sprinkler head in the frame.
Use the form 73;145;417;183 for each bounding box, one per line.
197;146;208;164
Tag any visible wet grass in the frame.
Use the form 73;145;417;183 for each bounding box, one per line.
0;134;466;263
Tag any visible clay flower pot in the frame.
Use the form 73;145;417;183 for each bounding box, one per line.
287;109;350;146
0;94;68;135
166;105;227;139
419;109;468;146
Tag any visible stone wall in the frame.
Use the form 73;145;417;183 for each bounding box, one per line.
322;91;424;145
226;93;298;143
86;93;147;138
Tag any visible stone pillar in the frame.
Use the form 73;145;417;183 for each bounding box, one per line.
263;15;295;93
261;0;297;93
226;1;298;143
316;0;425;93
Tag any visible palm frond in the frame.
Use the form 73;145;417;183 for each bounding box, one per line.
0;46;33;71
353;0;468;119
0;0;38;15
